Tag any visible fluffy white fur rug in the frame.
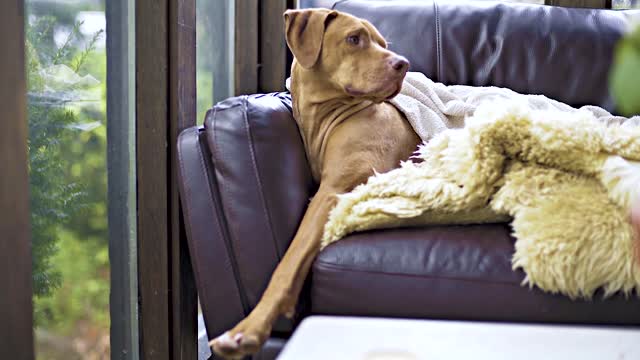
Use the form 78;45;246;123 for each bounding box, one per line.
322;102;640;299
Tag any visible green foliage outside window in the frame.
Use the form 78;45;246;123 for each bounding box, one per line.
27;5;110;358
610;25;640;116
27;15;102;307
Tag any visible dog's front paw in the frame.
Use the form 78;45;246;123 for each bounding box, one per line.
209;317;271;359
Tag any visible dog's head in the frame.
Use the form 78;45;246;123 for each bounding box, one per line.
284;8;409;102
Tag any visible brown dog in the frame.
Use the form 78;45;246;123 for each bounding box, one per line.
210;8;420;359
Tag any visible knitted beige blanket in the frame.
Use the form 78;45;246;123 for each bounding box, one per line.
390;72;636;143
322;74;640;299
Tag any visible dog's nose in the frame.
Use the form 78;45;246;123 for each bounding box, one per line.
389;56;409;72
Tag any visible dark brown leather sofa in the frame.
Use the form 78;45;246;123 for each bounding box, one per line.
177;1;640;359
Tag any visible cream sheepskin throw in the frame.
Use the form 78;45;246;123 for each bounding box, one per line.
321;101;640;299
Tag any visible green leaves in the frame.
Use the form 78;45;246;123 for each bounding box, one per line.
610;26;640;116
27;15;98;316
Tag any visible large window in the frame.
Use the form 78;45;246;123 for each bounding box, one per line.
6;0;196;358
25;0;117;358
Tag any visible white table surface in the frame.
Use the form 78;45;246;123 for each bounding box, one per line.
277;316;640;360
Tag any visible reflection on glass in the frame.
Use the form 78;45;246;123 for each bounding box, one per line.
196;0;235;124
26;0;109;359
613;0;640;8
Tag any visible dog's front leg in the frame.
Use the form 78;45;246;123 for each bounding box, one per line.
210;186;338;359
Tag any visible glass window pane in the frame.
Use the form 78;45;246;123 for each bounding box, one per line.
613;0;640;8
26;1;111;358
196;0;235;124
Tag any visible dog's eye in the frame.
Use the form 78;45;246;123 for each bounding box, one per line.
346;35;360;45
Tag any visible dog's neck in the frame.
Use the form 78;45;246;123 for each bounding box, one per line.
291;65;376;181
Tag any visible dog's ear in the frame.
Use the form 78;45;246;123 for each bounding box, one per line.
284;9;338;69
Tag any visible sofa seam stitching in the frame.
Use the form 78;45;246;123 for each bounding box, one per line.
211;102;252;315
177;129;212;307
243;99;283;260
332;0;348;10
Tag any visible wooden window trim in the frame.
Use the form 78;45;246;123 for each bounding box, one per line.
107;0;140;359
236;0;297;96
169;0;198;358
235;0;260;95
136;0;197;358
545;0;612;8
0;1;33;359
260;1;291;92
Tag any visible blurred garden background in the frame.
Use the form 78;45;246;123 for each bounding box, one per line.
27;0;108;358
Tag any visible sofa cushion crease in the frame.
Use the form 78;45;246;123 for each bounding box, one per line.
311;228;640;324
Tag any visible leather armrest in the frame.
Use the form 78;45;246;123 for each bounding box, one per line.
177;93;315;339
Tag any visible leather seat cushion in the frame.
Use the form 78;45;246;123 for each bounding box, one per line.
311;224;640;325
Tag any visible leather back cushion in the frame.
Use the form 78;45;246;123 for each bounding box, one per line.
322;0;640;112
205;93;315;307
